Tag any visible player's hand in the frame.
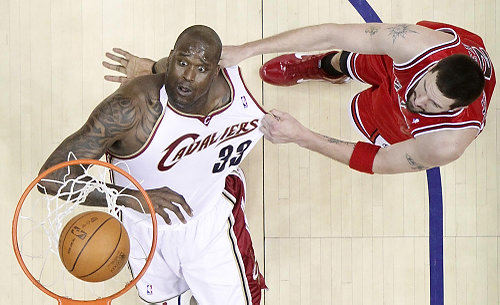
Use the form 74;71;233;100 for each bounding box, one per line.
128;186;193;225
260;109;311;145
219;45;251;67
102;48;156;84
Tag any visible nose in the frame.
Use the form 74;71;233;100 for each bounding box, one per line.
414;95;429;109
182;66;196;82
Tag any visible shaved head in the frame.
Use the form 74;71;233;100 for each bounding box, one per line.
174;25;222;62
165;25;223;114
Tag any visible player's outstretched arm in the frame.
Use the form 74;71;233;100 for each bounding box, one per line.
220;23;453;67
261;109;476;174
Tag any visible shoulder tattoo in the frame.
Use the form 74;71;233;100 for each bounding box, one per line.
73;94;138;157
39;95;138;174
386;24;419;44
86;94;137;139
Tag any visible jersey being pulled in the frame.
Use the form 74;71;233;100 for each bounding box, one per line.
107;66;266;226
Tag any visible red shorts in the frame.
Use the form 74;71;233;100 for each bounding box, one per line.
343;52;409;145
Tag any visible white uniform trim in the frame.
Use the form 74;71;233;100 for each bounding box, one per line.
393;28;460;70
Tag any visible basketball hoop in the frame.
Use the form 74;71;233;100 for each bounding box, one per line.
12;159;158;305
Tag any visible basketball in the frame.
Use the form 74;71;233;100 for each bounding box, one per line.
58;211;130;282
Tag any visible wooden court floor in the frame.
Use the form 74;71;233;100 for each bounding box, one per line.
1;0;498;304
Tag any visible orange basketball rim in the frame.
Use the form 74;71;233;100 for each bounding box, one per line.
12;159;158;305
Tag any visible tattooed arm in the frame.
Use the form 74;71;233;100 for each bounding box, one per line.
39;93;138;202
220;22;453;67
39;86;192;223
261;109;476;174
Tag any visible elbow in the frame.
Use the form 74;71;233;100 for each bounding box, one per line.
425;146;464;168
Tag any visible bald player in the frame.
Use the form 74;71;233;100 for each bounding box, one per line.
40;25;266;305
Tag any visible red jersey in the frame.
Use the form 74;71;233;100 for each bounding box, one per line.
348;21;495;144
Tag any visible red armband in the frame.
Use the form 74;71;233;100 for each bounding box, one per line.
348;142;381;174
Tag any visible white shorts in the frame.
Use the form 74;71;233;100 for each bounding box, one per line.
122;169;266;305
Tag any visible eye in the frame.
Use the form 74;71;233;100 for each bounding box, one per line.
198;66;206;72
178;60;187;66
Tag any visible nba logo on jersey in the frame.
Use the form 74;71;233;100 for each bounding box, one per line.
146;284;153;295
241;96;248;108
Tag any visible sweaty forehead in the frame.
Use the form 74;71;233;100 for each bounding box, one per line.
175;40;218;63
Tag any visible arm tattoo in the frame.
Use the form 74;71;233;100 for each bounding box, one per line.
322;135;350;145
41;95;138;174
365;26;379;37
386;24;418;44
405;153;428;170
38;94;140;205
76;94;137;156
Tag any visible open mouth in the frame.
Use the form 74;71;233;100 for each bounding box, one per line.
177;84;192;96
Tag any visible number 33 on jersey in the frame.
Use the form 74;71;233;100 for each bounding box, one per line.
107;66;266;225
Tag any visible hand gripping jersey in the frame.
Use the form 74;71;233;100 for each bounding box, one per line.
107;66;266;226
348;21;495;144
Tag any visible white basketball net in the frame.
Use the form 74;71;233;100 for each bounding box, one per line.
16;153;150;300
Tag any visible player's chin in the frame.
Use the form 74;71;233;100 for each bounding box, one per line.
171;96;195;110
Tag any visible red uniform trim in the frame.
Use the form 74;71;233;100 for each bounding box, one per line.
224;172;266;305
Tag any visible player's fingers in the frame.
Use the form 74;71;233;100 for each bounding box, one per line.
102;61;127;74
259;125;268;135
156;208;172;225
104;75;128;83
264;112;279;123
163;202;187;224
270;109;285;118
263;113;278;125
105;52;128;66
176;196;192;217
166;193;192;217
113;48;132;59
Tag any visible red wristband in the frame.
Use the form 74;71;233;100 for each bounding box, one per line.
349;142;381;174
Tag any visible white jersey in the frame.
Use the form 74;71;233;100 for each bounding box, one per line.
107;66;266;226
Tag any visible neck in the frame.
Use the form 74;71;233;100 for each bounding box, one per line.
197;72;230;116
